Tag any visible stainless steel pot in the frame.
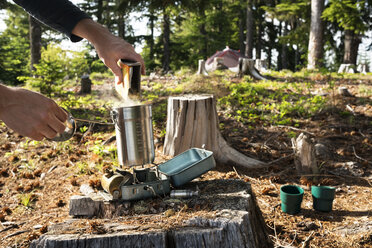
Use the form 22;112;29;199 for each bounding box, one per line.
111;104;155;167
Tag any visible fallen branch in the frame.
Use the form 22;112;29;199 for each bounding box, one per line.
2;229;30;240
232;166;242;180
301;231;314;248
352;146;372;165
0;224;18;234
267;153;294;165
275;125;315;136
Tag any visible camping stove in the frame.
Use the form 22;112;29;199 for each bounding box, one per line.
100;104;216;202
101;167;170;201
101;104;171;201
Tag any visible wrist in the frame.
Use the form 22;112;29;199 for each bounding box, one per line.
72;19;112;47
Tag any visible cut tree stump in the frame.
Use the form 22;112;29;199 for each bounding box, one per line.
292;133;319;178
197;59;208;76
163;95;267;169
79;74;92;94
31;180;272;248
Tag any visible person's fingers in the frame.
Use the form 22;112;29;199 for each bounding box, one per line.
48;115;67;134
105;60;123;84
29;133;44;141
39;124;58;140
55;106;68;123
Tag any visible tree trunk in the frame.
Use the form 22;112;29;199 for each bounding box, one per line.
239;9;245;55
343;29;361;65
96;0;103;23
239;58;267;80
281;22;289;70
245;0;253;58
307;0;324;70
199;9;208;59
149;10;155;60
163;95;266;169
118;13;125;39
162;9;171;73
29;15;41;72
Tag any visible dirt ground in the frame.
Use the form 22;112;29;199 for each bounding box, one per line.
0;74;371;247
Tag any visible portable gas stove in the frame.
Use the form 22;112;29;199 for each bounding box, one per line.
100;105;215;201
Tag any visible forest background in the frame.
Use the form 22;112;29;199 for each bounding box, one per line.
0;0;371;87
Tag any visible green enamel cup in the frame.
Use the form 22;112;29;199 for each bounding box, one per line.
311;186;335;212
280;185;304;214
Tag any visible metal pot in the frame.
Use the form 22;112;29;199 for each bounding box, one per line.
111;104;155;167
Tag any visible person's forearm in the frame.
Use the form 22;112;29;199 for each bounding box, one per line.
14;0;90;42
71;19;111;48
0;84;14;115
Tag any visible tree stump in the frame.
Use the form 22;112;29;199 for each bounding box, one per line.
163;95;266;169
31;180;272;248
292;133;319;179
238;58;267;80
79;74;92;94
338;64;356;73
197;59;208;76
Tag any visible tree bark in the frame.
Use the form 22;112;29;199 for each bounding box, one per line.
162;9;171;73
293;133;319;178
163;95;266;169
307;0;325;70
29;15;41;72
343;29;361;65
245;0;253;59
281;22;289;70
149;10;156;61
34;180;272;248
239;9;245;55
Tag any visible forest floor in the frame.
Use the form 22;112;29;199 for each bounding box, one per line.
0;70;371;247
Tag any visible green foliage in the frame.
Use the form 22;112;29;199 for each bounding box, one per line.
18;192;35;208
218;80;327;126
323;0;371;33
0;7;30;84
18;44;68;96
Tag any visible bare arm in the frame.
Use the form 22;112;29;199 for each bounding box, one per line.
72;19;146;84
0;84;67;141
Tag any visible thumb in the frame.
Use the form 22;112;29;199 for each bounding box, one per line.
108;62;122;84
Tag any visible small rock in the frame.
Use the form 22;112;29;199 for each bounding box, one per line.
33;224;43;229
338;87;353;97
315;143;332;160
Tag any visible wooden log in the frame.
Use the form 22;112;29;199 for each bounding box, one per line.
163;95;267;169
31;180;272;248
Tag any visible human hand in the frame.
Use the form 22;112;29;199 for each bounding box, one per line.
0;86;68;141
72;19;145;84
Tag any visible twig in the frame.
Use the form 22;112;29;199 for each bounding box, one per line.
352;146;372;165
47;165;57;174
267;153;294;165
0;224;18;233
2;229;30;240
264;132;283;147
232;166;242;180
358;130;366;138
301;231;314;248
275;125;315;136
346;105;356;116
